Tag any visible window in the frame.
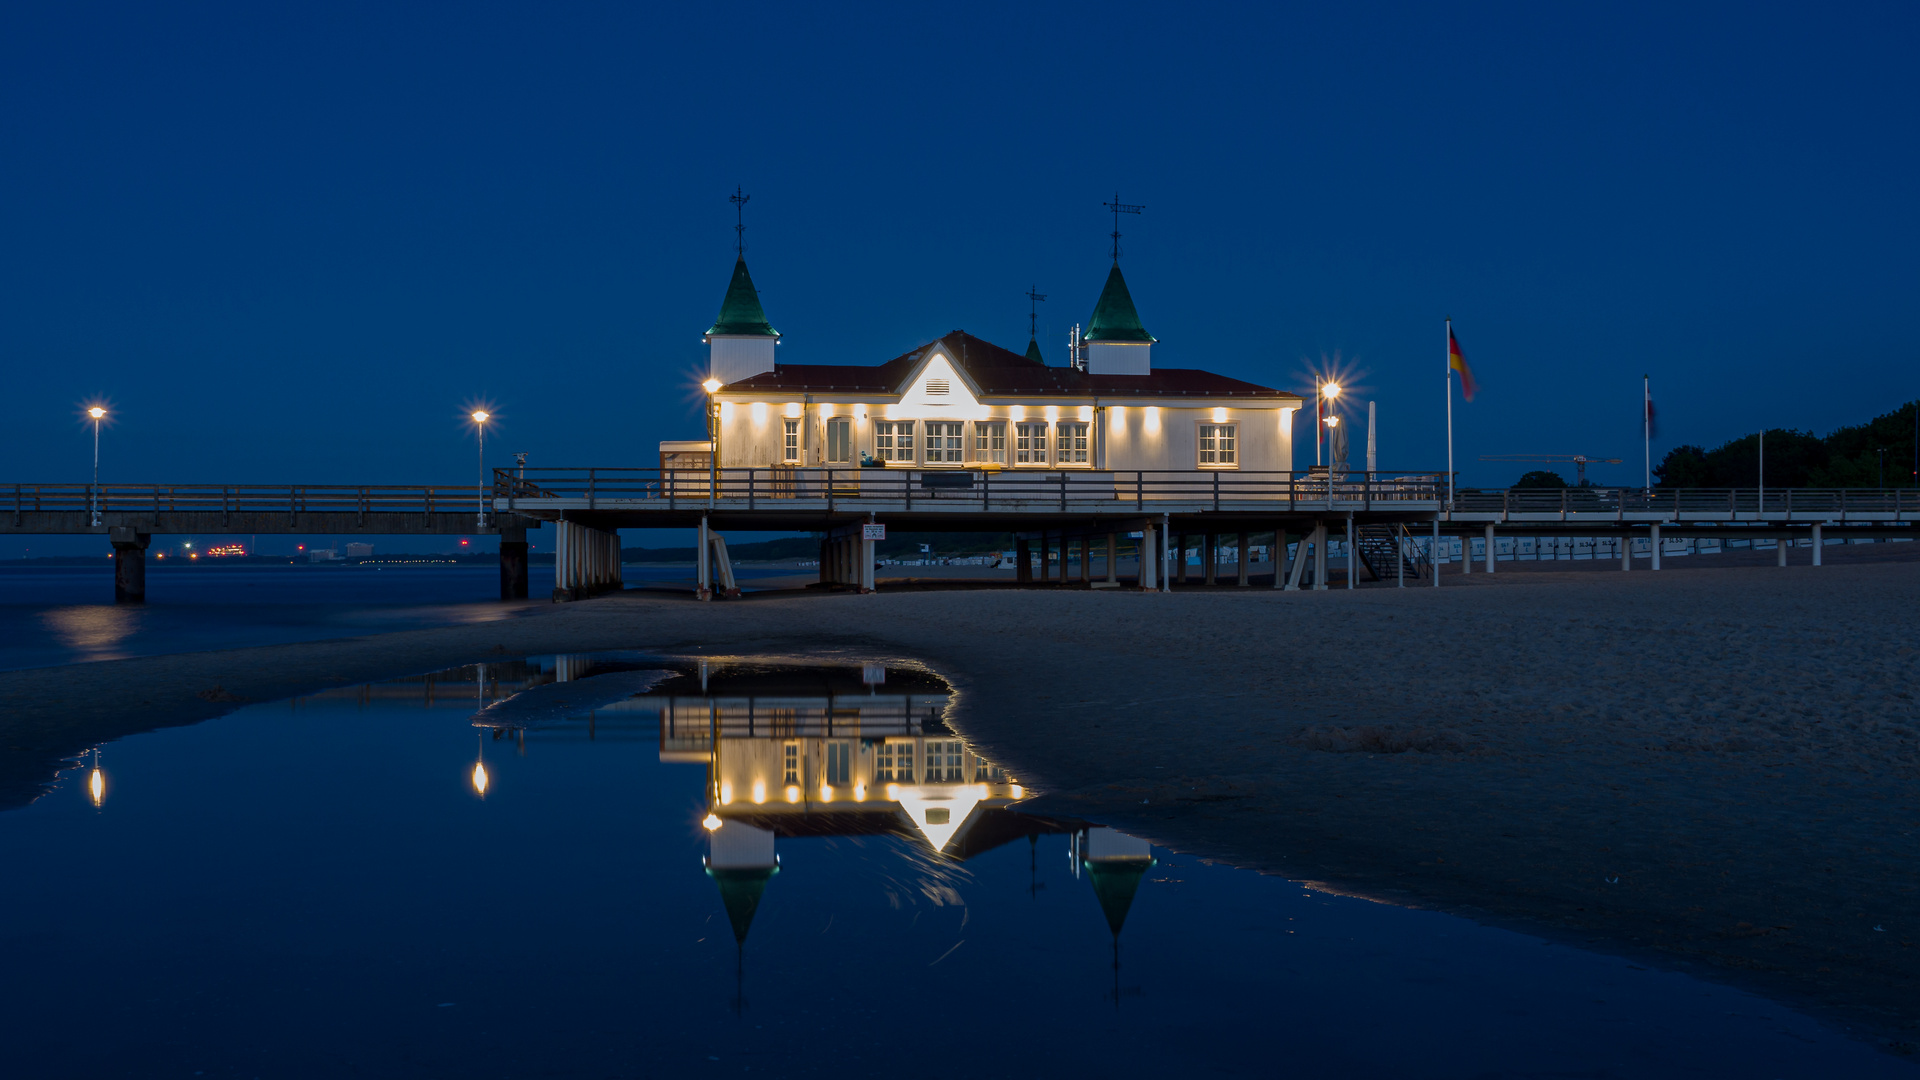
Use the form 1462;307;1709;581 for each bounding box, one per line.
874;421;914;463
926;422;963;463
975;422;1006;463
783;742;799;785
973;756;1005;783
877;740;915;783
825;417;852;464
782;419;799;463
1056;422;1089;464
924;740;964;783
826;741;852;786
1199;423;1237;466
1015;422;1049;464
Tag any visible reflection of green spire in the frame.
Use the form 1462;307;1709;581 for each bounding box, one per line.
1084;265;1155;344
706;258;780;337
708;866;778;943
1025;336;1045;364
1085;859;1153;936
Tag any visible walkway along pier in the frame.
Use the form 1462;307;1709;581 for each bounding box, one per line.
7;475;1914;603
495;467;1920;599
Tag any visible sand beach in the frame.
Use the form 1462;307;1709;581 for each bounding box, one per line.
3;558;1916;1050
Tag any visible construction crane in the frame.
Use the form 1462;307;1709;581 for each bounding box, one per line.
1479;454;1622;486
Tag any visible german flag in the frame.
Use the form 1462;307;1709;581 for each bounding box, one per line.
1448;326;1477;401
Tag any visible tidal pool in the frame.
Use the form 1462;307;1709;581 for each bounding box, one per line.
0;656;1909;1078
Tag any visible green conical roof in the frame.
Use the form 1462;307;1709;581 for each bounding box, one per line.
1085;859;1152;936
1024;337;1045;364
708;866;778;943
1084;265;1156;344
706;258;780;337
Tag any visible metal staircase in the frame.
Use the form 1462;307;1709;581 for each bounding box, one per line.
1355;523;1429;582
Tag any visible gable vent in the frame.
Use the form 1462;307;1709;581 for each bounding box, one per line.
925;378;950;395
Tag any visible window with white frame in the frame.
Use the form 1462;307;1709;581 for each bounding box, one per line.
826;741;852;786
1199;423;1237;466
926;422;964;463
924;740;964;782
1056;422;1089;464
874;420;914;463
783;742;799;785
1015;422;1049;464
974;421;1006;463
782;419;799;463
825;417;852;464
877;740;915;783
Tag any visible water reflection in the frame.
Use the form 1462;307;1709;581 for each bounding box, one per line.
40;606;141;662
464;656;1154;1007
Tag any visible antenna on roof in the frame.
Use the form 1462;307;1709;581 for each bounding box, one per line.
1025;285;1048;340
729;186;751;257
1103;192;1144;263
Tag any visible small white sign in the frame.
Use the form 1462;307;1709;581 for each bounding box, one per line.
862;523;886;540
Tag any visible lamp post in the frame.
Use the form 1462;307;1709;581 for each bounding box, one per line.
471;411;490;528
1317;382;1341;469
87;406;106;527
703;378;723;508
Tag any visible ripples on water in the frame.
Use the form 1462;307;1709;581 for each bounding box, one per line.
0;656;1909;1078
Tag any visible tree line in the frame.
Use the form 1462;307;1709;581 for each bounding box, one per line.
1651;401;1917;488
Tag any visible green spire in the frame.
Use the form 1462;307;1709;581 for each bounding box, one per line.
706;257;780;337
708;866;778;943
1085;859;1153;936
1084;265;1156;344
1025;336;1045;364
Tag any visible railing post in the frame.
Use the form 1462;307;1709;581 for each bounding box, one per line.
1136;471;1144;510
1064;471;1070;513
825;469;833;513
981;468;989;512
749;468;756;511
588;468;597;511
1212;470;1219;512
905;469;912;511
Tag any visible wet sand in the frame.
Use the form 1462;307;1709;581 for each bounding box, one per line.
3;560;1917;1051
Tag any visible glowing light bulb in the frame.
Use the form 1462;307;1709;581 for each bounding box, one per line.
702;378;722;394
87;407;105;420
89;768;105;806
751;780;767;804
818;783;833;802
720;782;734;805
785;785;801;803
471;761;489;796
1323;383;1341;400
471;410;490;424
853;783;867;802
702;813;723;831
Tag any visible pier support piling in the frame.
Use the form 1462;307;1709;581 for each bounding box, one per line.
1484;523;1496;574
1237;533;1250;586
1812;524;1823;565
1650;525;1662;571
1777;535;1788;567
109;526;149;604
498;525;529;600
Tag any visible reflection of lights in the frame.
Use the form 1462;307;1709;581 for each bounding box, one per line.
853;783;866;801
471;761;489;796
750;780;766;804
1011;784;1024;799
818;783;833;802
884;783;899;800
720;782;733;805
702;813;723;831
89;768;105;806
784;785;800;803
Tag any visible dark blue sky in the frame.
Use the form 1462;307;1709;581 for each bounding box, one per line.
4;2;1916;504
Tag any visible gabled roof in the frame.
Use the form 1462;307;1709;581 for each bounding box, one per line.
706;257;780;338
1084;265;1155;344
719;330;1296;400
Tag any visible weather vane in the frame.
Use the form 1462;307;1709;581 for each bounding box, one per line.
730;186;750;257
1025;285;1047;339
1103;192;1144;263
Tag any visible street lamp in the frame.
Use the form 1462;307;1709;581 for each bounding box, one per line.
1316;382;1340;468
471;410;491;528
87;406;106;526
702;378;723;507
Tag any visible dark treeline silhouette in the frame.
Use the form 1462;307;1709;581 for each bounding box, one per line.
1653;402;1918;489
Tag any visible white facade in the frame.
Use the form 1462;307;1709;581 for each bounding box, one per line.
1086;341;1150;375
708;335;777;386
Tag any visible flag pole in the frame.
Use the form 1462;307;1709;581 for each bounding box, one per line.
1445;317;1454;510
1643;374;1651;490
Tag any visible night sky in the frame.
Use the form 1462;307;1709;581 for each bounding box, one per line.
3;3;1915;554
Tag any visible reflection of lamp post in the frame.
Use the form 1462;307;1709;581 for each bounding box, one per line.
471;733;489;797
470;411;491;528
87;406;106;526
703;379;722;508
88;747;105;807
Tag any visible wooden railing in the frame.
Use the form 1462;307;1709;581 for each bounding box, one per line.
9;482;484;519
493;467;1451;512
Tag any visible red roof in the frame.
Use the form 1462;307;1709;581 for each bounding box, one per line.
723;330;1296;400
